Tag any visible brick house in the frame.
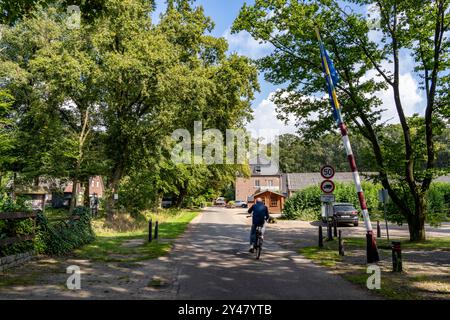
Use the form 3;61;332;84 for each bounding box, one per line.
235;157;285;211
56;176;104;208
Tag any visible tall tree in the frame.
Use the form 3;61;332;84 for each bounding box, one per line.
233;0;450;241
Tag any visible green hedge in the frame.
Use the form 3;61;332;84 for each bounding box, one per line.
283;182;382;220
0;205;95;257
283;181;450;224
35;206;95;256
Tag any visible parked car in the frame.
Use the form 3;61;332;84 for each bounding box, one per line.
161;197;174;208
234;200;248;208
214;197;226;206
332;203;359;226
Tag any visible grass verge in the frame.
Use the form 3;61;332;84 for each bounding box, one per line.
73;210;198;263
298;237;450;300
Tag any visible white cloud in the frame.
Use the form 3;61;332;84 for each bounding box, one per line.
376;73;423;123
222;28;274;59
361;52;424;123
246;93;298;140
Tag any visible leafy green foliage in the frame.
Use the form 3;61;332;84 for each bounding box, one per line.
283;182;382;220
0;0;259;217
283;181;450;225
0;203;95;257
35;206;95;255
0;194;32;212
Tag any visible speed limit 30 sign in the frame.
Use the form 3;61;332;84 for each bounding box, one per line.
320;165;335;179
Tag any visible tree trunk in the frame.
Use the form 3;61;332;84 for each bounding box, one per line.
105;163;124;219
11;172;17;200
69;177;78;214
408;195;427;241
175;187;187;209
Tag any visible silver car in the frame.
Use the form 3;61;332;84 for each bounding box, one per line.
234;200;248;208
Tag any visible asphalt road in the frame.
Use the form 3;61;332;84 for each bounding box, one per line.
171;207;379;300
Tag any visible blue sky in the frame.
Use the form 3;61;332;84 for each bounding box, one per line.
152;1;426;136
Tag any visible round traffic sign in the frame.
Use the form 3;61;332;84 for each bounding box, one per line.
320;165;335;179
320;180;335;194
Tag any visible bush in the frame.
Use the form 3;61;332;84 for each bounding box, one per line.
0;194;36;257
426;182;450;225
283;182;382;220
283;181;450;225
0;193;32;212
0;192;95;257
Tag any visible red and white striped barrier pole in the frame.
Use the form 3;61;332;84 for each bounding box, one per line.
316;28;379;263
339;122;379;263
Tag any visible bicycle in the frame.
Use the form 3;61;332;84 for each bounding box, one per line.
247;215;264;260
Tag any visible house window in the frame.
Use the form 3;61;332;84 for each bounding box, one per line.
268;180;273;187
255;180;260;187
270;196;278;207
255;166;261;173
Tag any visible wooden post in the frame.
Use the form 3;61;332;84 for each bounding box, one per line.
319;225;323;248
377;220;381;238
148;219;152;242
392;241;402;272
154;221;159;240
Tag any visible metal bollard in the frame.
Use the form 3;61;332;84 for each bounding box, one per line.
338;230;344;256
377;220;381;238
154;221;159;240
391;241;402;272
319;225;323;248
149;220;153;242
333;217;338;238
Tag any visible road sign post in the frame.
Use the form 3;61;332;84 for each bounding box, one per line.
320;166;336;224
378;189;390;241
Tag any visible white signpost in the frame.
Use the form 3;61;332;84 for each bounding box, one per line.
320;194;336;203
320;165;336;223
378;189;390;241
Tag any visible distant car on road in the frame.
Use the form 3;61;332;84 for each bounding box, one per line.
161;197;173;208
332;203;359;226
214;197;226;206
234;200;248;208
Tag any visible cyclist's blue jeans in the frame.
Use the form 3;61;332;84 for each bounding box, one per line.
250;223;266;245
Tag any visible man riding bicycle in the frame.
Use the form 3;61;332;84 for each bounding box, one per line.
247;198;270;253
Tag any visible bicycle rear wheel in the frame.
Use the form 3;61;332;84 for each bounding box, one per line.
256;238;262;259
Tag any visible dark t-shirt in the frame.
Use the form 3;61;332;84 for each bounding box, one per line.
248;202;269;226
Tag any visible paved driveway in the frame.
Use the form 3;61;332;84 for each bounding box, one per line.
170;207;379;300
